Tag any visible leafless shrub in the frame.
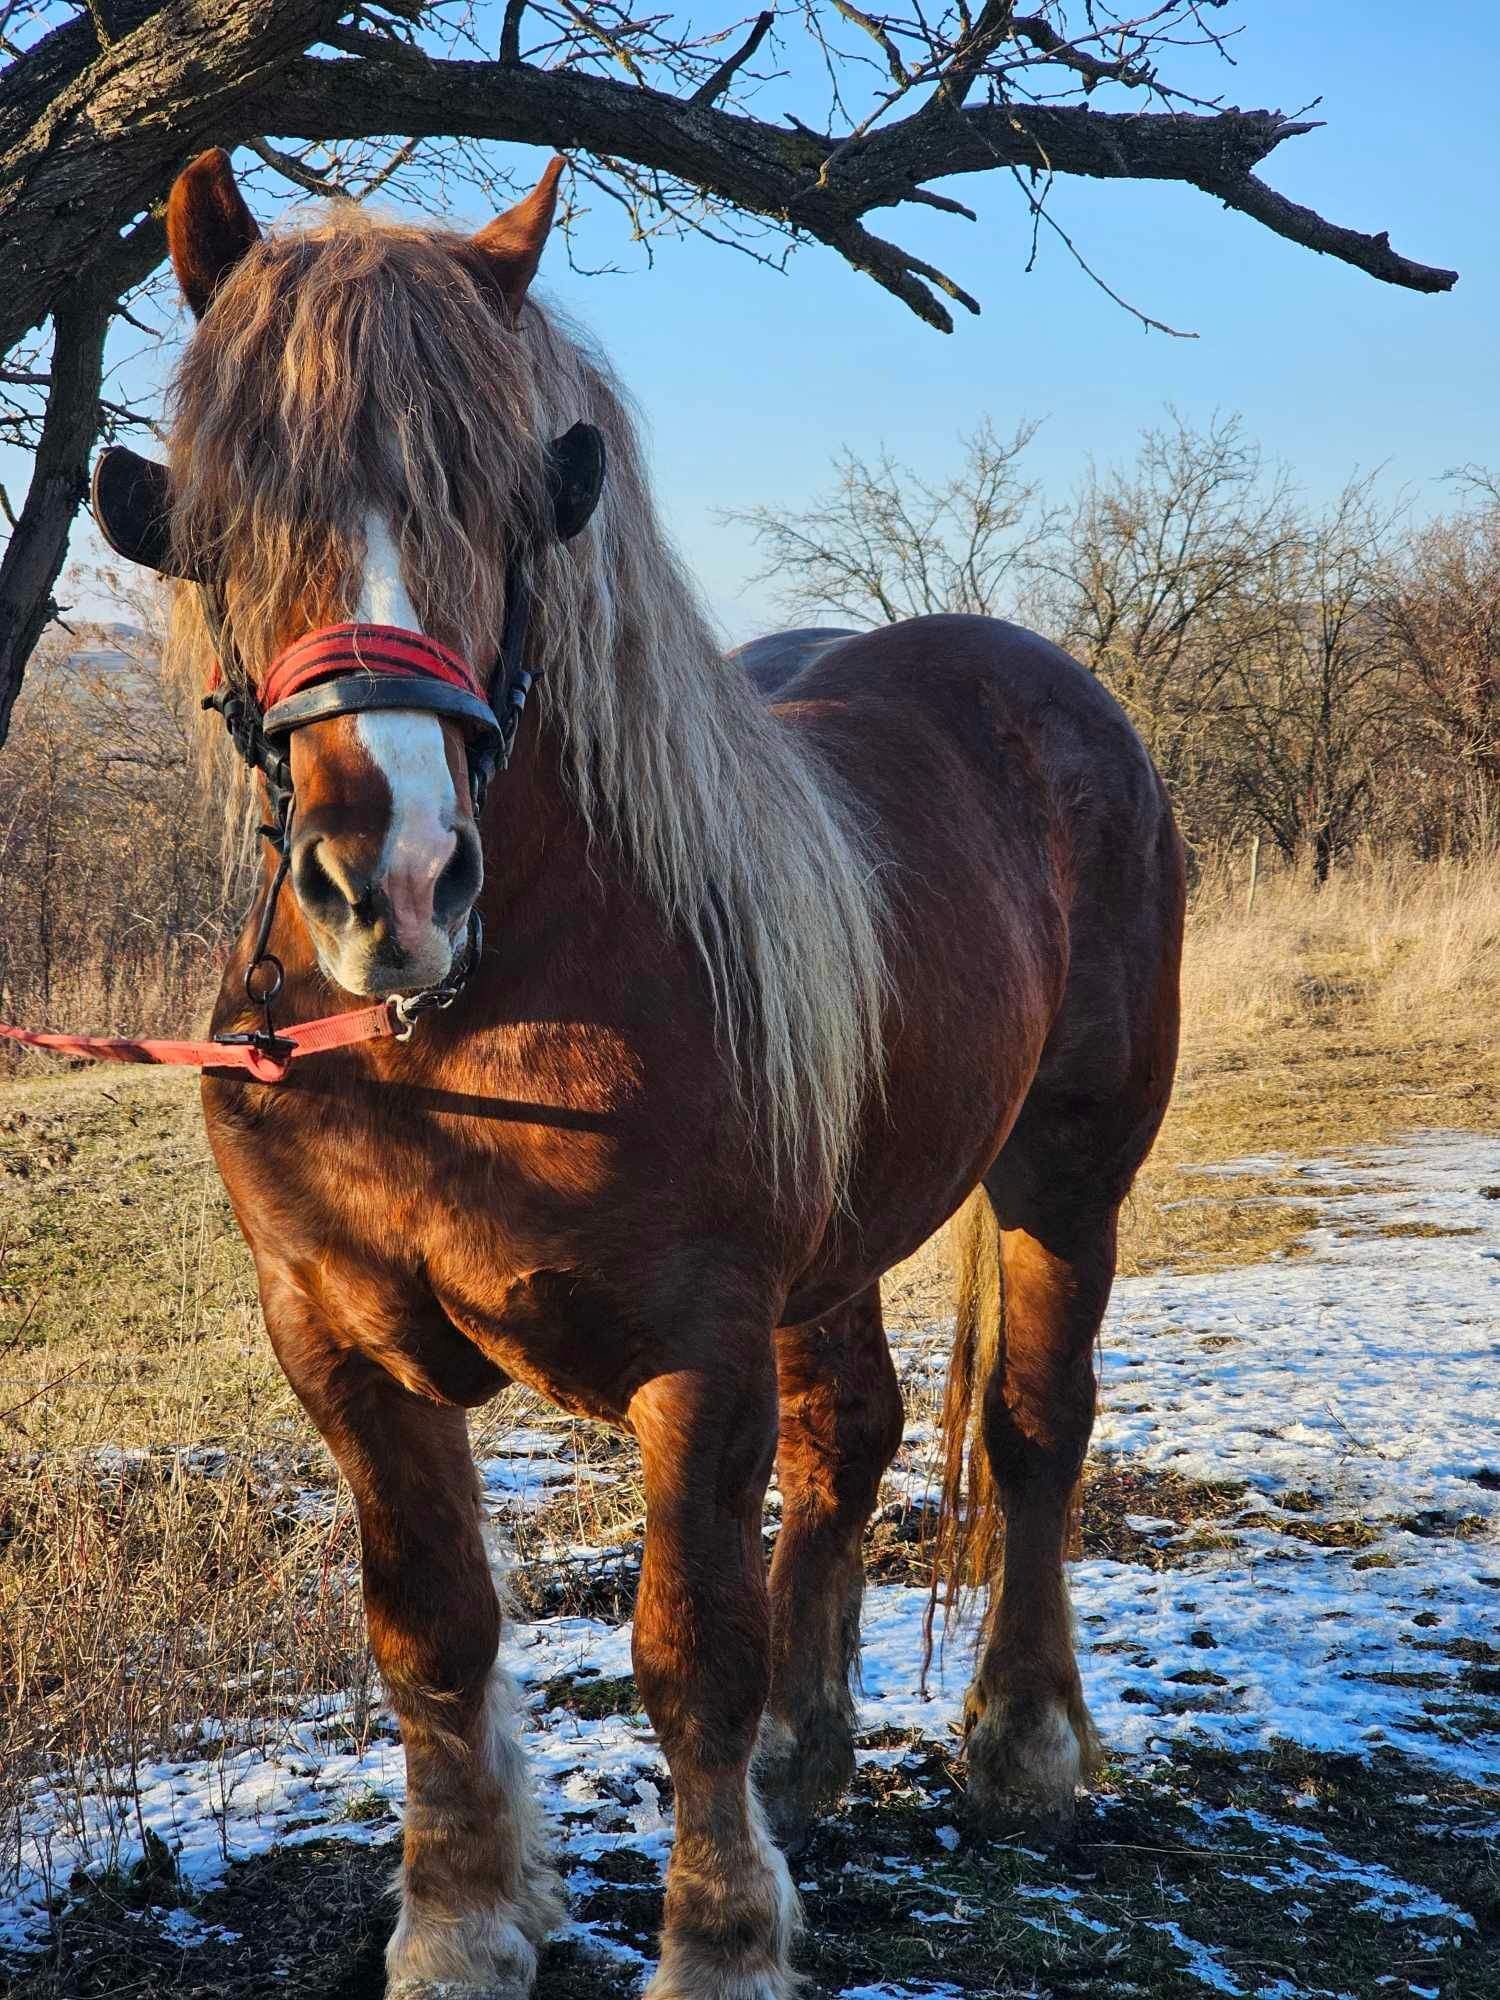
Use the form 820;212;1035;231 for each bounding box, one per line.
728;417;1054;624
0;600;243;1059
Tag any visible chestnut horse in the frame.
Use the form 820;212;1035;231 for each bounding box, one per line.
127;151;1183;2000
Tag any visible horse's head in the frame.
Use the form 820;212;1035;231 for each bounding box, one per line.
146;150;576;998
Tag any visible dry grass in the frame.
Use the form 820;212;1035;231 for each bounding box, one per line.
1125;844;1498;1272
1;851;1497;1928
0;1073;372;1905
1182;845;1500;1052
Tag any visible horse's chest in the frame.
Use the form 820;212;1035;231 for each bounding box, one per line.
223;1097;612;1270
204;1030;751;1368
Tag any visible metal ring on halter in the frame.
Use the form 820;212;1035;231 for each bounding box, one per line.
245;954;285;1008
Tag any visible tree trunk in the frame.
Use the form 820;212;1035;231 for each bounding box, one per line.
1313;825;1335;885
0;292;113;745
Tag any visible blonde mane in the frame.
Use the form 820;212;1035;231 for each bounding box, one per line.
165;204;889;1205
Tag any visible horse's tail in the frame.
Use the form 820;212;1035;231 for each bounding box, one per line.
924;1183;1005;1674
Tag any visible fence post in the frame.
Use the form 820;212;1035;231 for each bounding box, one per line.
1246;834;1261;916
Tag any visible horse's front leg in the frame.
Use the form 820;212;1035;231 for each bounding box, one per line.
261;1286;559;2000
630;1349;797;2000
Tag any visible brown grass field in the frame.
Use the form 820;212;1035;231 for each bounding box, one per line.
1;851;1497;1998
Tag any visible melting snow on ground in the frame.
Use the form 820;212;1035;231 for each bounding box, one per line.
4;1132;1497;1991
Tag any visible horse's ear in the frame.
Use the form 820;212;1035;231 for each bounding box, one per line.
471;157;566;319
167;149;261;319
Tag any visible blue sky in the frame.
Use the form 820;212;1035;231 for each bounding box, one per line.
23;1;1499;640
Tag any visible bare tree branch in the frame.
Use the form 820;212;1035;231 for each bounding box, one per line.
268;46;1456;331
1008;12;1155;93
0;0;354;355
691;10;774;108
1195;167;1457;296
0;0;162;156
928;0;1019;118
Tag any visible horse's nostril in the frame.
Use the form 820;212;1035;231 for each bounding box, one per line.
292;837;371;923
433;831;482;927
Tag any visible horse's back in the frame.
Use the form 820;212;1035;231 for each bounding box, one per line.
758;613;1177;886
762;614;1186;1228
757;614;1149;793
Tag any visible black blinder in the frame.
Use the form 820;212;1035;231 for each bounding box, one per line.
546;422;606;542
90;446;189;579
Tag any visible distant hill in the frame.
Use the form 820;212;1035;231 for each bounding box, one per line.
63;622;151;676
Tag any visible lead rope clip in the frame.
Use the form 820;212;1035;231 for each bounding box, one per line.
389;909;485;1041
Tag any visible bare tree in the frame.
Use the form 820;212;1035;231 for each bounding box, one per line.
728;417;1049;624
1045;434;1423;871
1039;411;1295;818
1218;477;1408;880
0;1;1461;742
0;605;232;1037
1383;488;1500;839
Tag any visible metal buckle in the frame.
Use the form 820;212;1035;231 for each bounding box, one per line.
389;910;484;1042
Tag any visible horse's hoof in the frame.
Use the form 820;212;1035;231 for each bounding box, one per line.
962;1679;1100;1816
753;1707;855;1852
385;1908;539;1999
644;1956;801;2000
388;1985;531;2000
646;1809;802;2000
644;1978;797;2000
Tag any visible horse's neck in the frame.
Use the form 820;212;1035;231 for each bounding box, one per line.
477;709;589;896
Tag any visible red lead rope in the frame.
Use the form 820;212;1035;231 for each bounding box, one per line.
0;1004;402;1085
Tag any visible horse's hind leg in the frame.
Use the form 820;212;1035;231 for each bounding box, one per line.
952;1003;1175;1811
260;1285;558;1999
952;1174;1116;1810
756;1287;904;1848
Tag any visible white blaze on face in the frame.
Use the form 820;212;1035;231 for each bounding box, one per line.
355;512;461;950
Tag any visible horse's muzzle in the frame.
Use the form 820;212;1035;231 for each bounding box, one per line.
291;816;483;997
